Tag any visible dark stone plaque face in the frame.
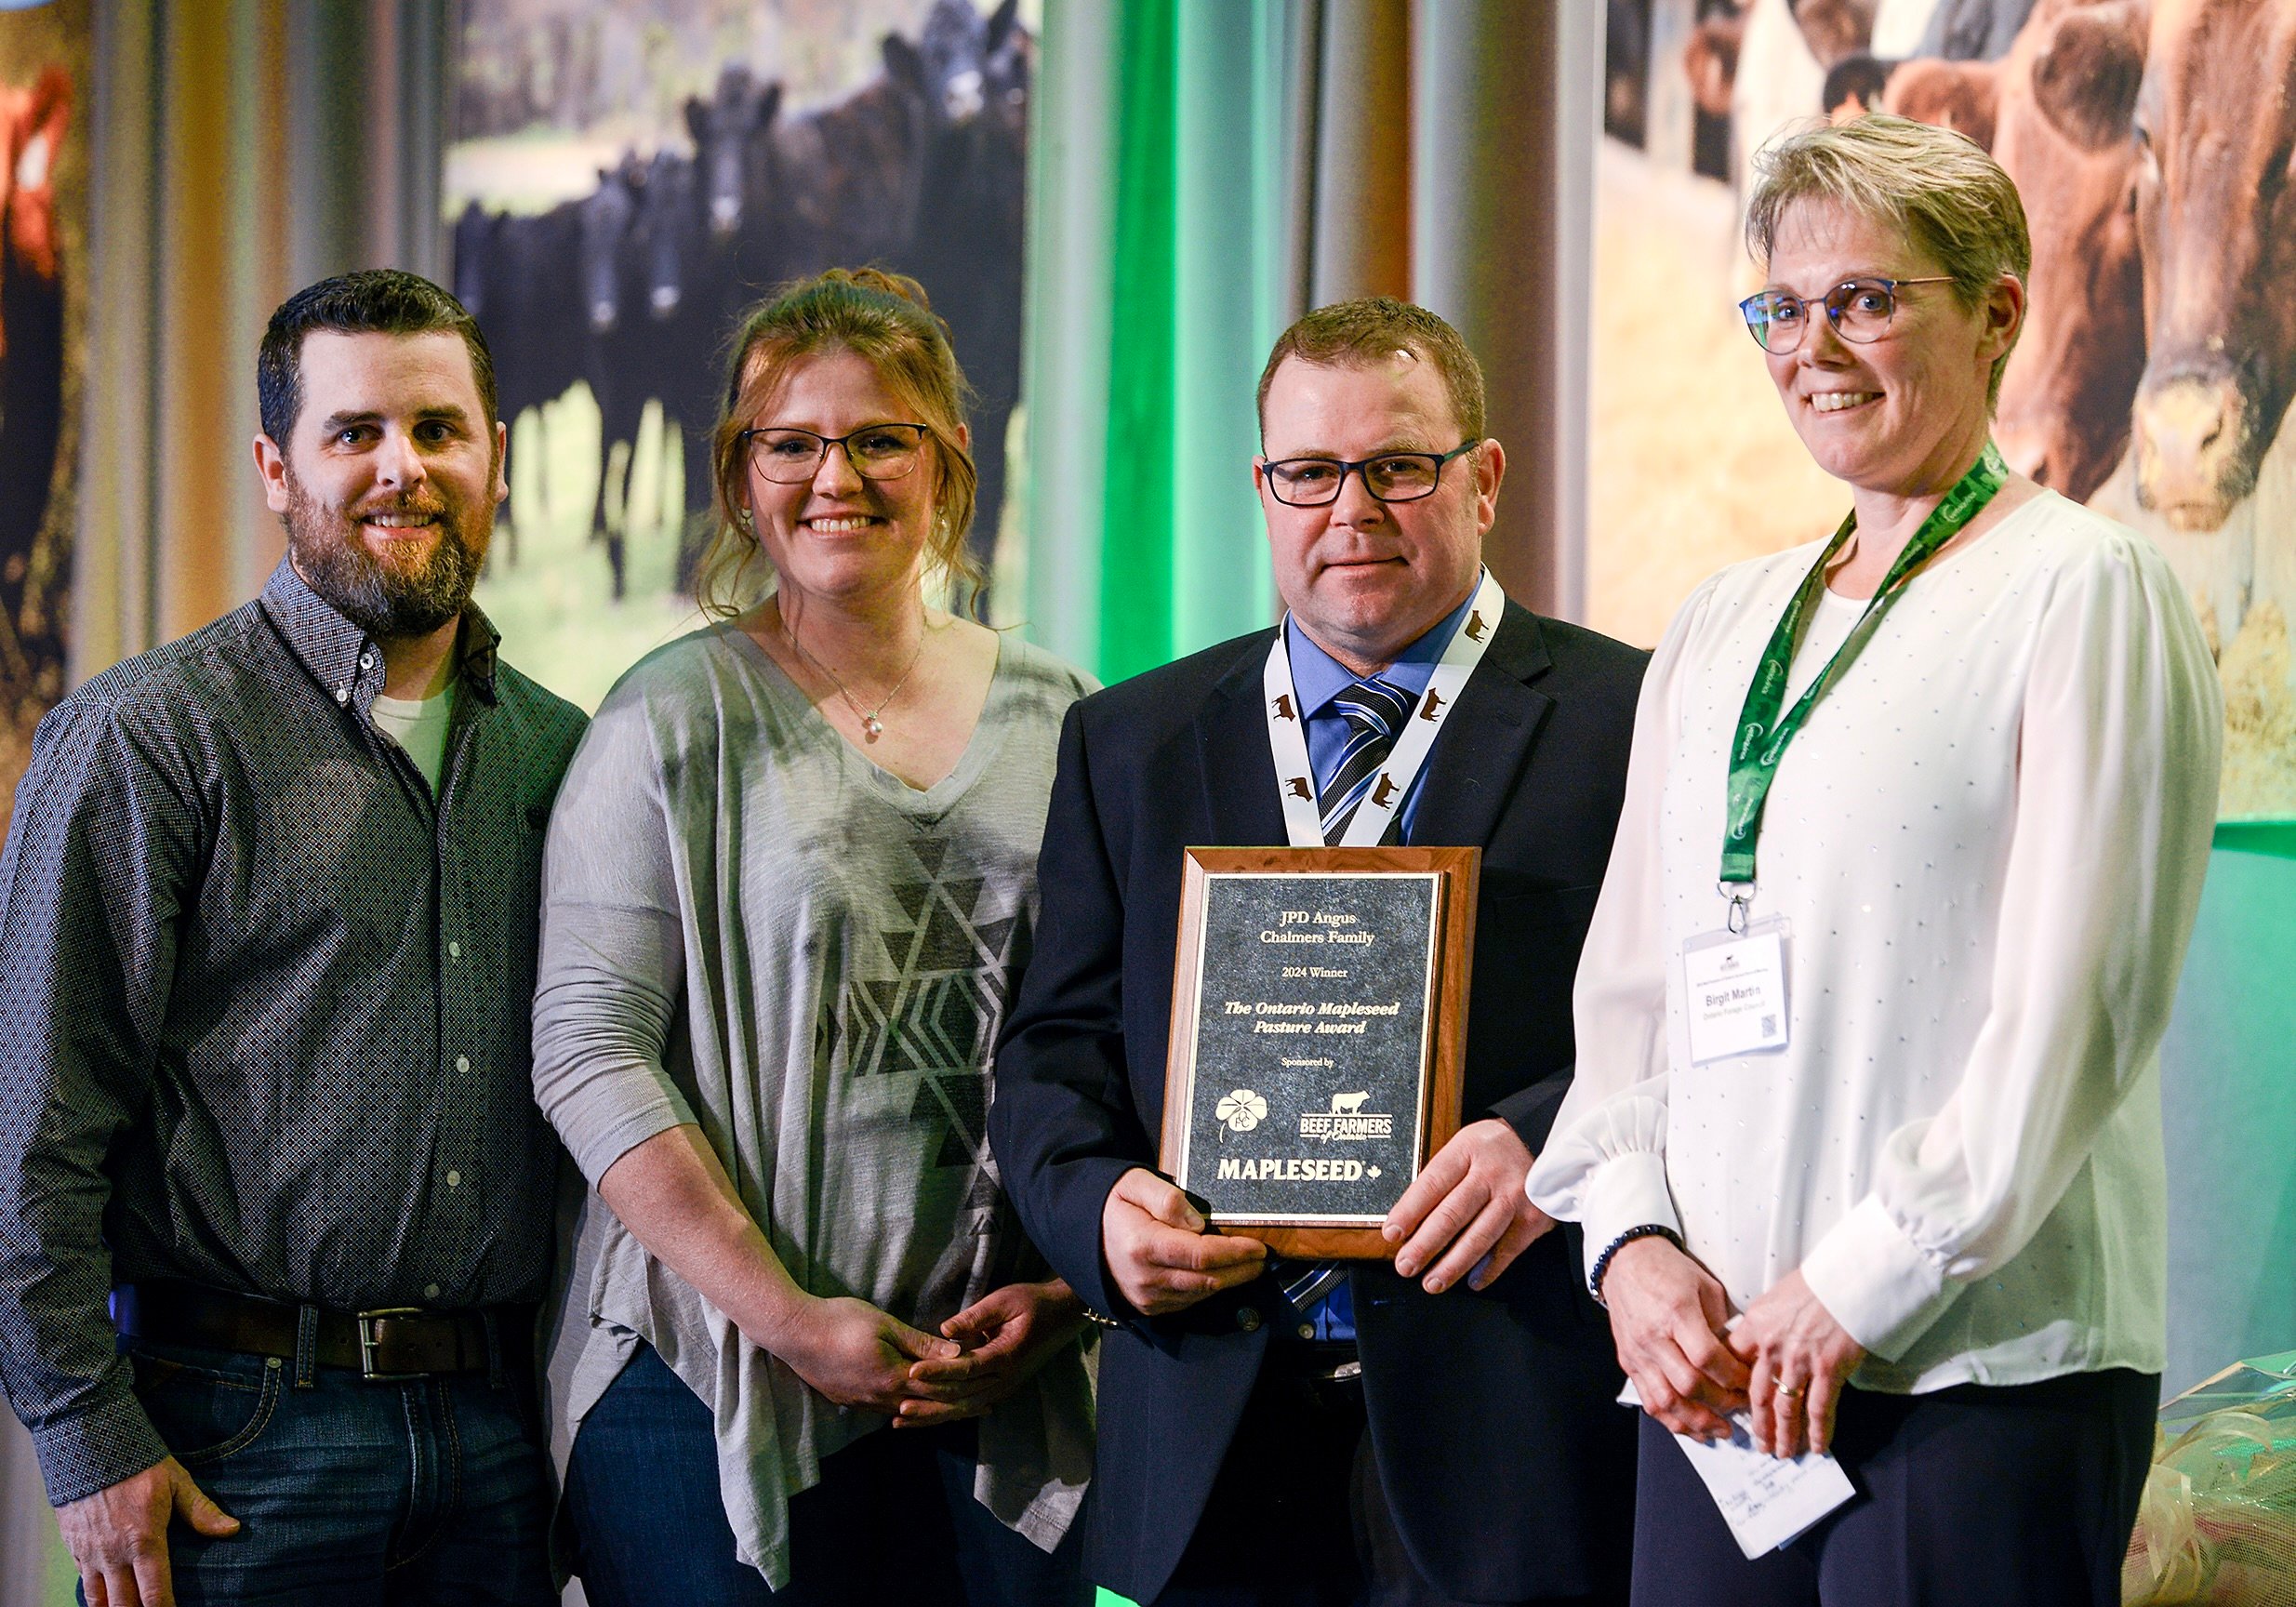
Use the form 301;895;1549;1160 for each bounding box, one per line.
1176;872;1440;1223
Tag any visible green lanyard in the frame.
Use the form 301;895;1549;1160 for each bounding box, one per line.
1719;441;2008;899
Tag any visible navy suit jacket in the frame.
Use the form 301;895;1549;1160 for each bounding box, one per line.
989;602;1648;1604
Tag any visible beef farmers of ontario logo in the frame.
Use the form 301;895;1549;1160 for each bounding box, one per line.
1299;1090;1394;1142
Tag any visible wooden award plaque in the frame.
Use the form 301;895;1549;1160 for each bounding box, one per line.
1158;845;1479;1259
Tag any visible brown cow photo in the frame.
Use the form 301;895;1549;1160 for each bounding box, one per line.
1593;0;2296;817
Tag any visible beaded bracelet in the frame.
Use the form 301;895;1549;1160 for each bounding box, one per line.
1587;1223;1684;1307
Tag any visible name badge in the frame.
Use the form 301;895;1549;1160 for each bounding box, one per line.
1682;920;1790;1066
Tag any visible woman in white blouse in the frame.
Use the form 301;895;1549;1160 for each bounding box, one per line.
1527;115;2221;1604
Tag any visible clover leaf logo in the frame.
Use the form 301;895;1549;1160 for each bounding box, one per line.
1215;1089;1268;1140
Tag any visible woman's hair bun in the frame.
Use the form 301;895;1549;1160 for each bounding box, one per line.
819;264;936;317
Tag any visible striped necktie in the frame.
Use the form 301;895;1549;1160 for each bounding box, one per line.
1277;675;1420;1340
1318;675;1418;843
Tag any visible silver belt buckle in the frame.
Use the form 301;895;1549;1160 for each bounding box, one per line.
356;1308;429;1381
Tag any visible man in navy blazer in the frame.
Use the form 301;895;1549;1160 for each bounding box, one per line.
989;299;1648;1607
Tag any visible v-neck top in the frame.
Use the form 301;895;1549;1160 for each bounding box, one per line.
720;620;1014;809
533;619;1098;1587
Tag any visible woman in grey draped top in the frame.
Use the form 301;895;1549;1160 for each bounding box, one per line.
532;269;1095;1604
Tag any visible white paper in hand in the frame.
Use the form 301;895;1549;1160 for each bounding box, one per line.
1617;1381;1855;1556
1670;1414;1855;1556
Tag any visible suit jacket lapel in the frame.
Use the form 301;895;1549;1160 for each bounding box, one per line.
1409;602;1556;848
1194;630;1289;844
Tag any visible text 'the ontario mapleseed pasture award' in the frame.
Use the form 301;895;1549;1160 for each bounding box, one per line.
1160;846;1477;1258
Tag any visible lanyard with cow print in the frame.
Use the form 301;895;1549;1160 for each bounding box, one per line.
1263;567;1506;848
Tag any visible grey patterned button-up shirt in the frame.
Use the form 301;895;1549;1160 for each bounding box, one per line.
0;560;586;1507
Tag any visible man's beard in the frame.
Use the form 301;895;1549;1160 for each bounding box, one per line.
282;469;487;640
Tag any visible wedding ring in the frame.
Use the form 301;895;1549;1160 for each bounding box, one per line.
1775;1381;1806;1398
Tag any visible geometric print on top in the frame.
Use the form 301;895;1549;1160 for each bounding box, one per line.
817;832;1034;1170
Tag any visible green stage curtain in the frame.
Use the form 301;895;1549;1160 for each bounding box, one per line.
1021;0;1307;683
1019;0;1598;682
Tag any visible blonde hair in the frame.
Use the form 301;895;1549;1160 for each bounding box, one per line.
1745;113;2030;406
697;267;983;618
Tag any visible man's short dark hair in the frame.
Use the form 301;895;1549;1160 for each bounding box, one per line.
258;269;498;445
1256;298;1488;444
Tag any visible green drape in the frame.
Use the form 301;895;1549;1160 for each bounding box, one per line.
1023;0;1300;684
1095;0;1178;680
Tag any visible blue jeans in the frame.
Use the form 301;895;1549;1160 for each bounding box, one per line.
564;1341;1088;1606
110;1337;554;1606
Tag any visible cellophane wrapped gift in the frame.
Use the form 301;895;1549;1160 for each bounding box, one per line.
2124;1349;2296;1604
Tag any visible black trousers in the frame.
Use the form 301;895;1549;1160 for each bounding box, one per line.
1629;1368;2158;1607
1150;1348;1627;1607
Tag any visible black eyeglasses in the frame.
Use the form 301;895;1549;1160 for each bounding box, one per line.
738;423;929;483
1737;276;1955;353
1261;440;1480;507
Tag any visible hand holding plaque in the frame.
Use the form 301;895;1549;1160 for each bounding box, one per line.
1159;846;1478;1259
1098;1166;1269;1314
1386;1115;1550;1293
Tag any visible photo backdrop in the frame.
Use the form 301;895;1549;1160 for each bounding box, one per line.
0;2;81;1577
0;0;84;843
0;6;90;1602
450;0;1034;713
1593;0;2296;819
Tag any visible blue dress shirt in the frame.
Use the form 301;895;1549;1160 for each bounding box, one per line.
1275;583;1479;1342
1283;584;1480;845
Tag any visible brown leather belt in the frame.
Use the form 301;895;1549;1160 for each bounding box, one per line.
114;1281;532;1380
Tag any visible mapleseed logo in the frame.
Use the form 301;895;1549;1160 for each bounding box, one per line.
1299;1090;1394;1143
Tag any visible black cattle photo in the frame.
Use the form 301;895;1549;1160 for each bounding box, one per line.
450;0;1032;710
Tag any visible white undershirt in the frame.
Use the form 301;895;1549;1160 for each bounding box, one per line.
1529;492;2223;1392
371;682;456;790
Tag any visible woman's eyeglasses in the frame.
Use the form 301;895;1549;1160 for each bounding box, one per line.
738;424;929;483
1736;276;1955;353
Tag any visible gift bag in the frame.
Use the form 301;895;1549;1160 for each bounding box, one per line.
2124;1349;2296;1604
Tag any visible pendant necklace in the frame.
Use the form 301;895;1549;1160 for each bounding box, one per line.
782;610;926;742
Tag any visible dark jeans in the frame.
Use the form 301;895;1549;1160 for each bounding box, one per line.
1629;1368;2159;1607
563;1340;1087;1606
109;1337;553;1606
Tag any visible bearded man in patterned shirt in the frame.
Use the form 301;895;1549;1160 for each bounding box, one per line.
0;270;585;1607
